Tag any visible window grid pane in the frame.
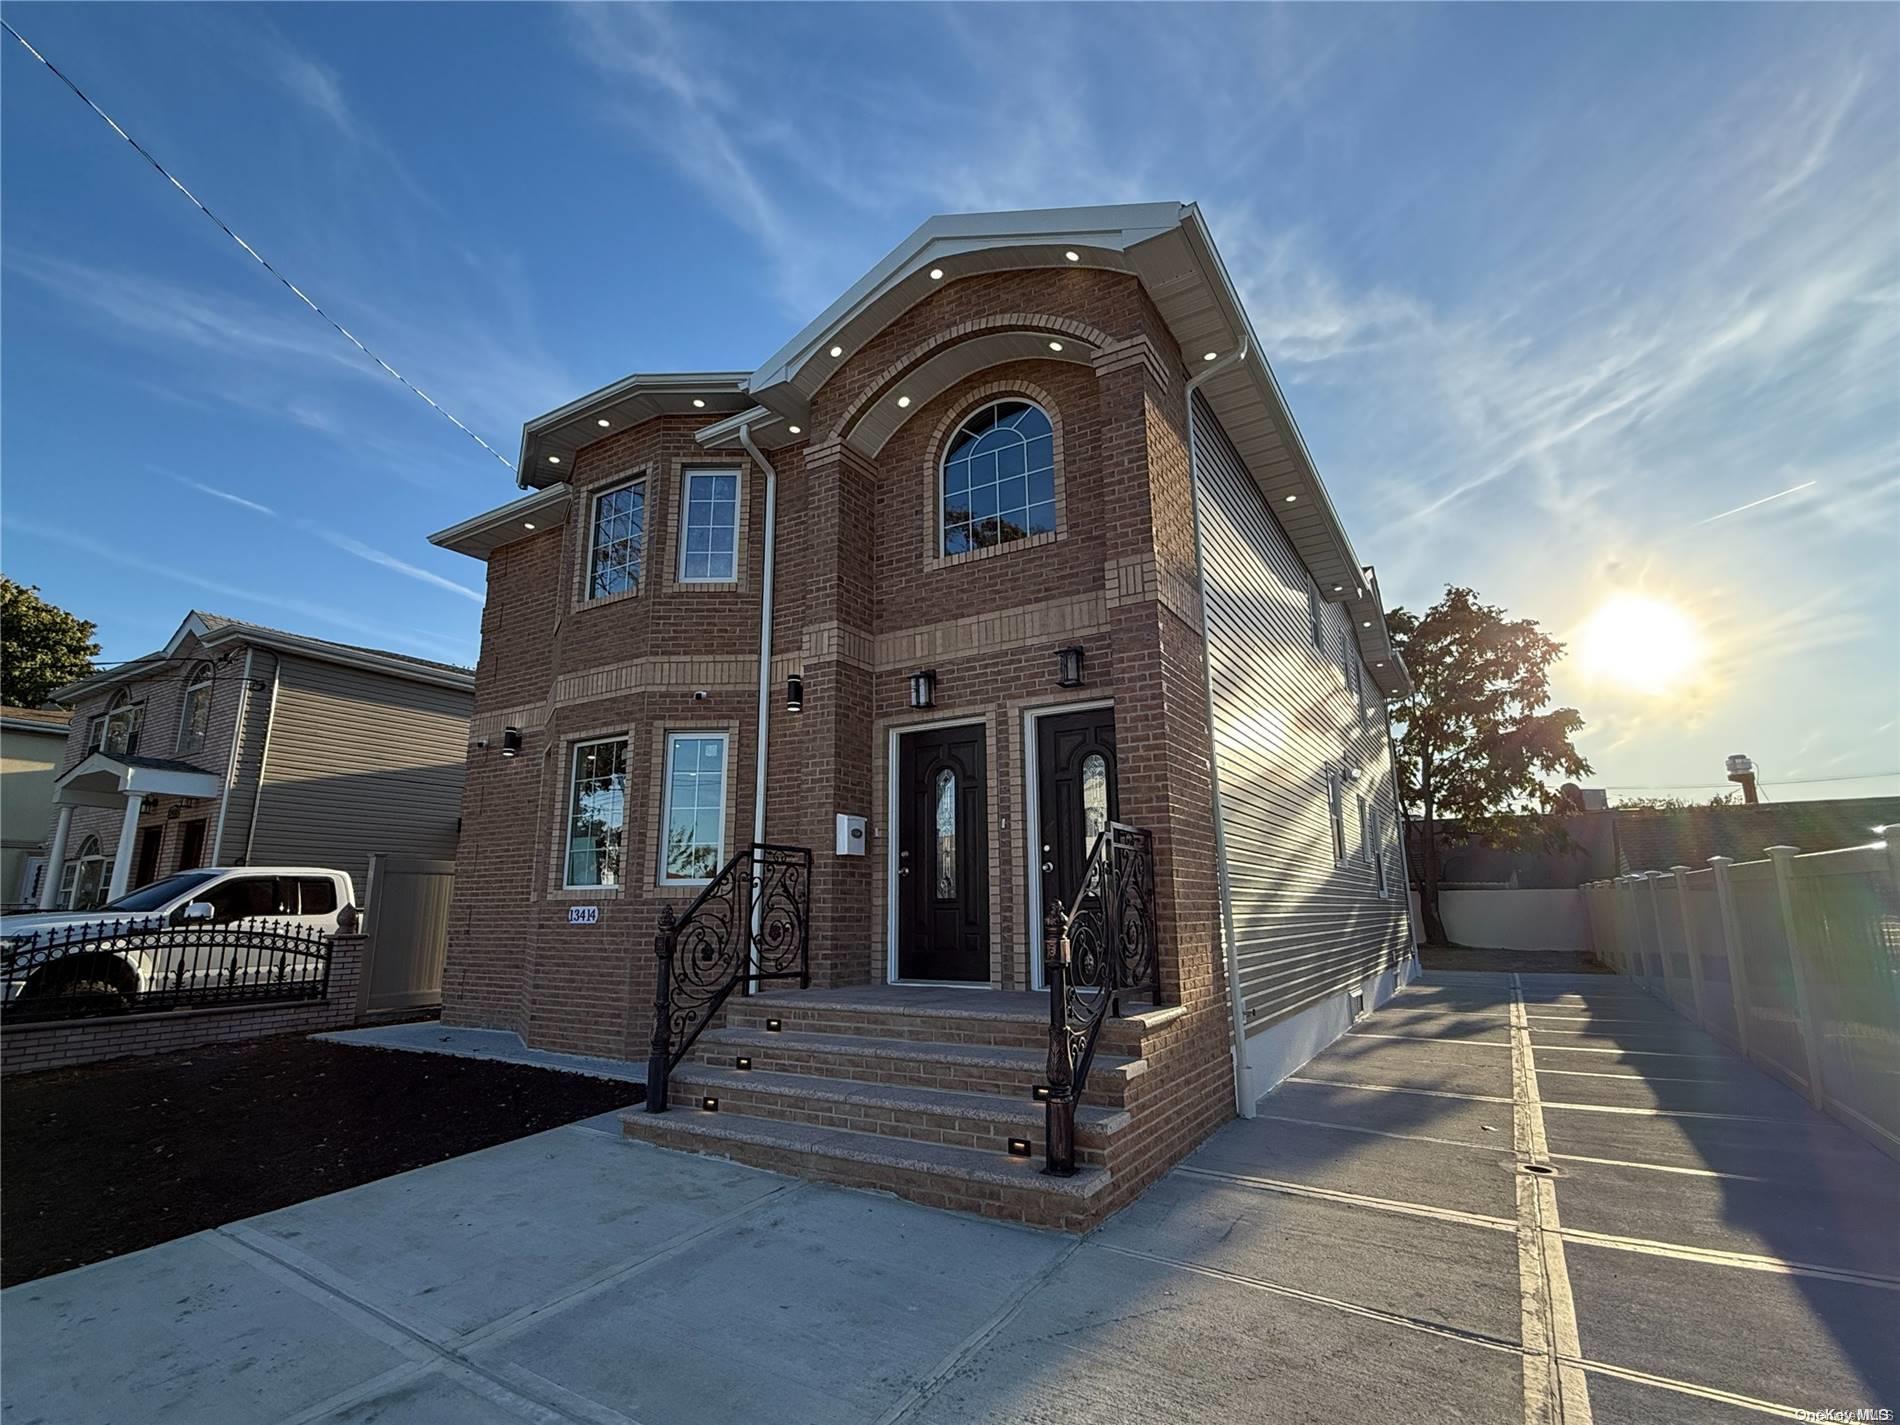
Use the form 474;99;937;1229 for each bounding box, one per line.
941;401;1054;554
566;739;629;887
589;483;646;600
681;472;739;582
664;734;726;880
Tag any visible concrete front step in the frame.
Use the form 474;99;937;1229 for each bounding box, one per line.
726;989;1173;1057
689;1025;1145;1109
667;1064;1130;1165
620;1103;1112;1231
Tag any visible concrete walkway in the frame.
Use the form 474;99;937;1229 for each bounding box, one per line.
5;970;1894;1424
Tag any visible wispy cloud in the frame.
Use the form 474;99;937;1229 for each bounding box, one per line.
308;529;484;604
168;475;277;518
1697;481;1818;526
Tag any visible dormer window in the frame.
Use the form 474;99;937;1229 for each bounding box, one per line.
941;400;1055;556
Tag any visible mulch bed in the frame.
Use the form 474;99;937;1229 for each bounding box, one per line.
1;1034;641;1287
1420;945;1613;975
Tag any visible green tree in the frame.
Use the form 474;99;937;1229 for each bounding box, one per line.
1614;793;1736;810
1;578;100;708
1386;587;1591;946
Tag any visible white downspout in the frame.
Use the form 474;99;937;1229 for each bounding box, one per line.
739;422;779;988
210;648;255;866
1183;338;1255;1117
241;653;282;865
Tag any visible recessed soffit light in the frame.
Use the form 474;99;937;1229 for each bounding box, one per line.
1283;493;1297;503
1048;340;1064;352
787;425;802;435
1203;351;1218;362
1064;250;1080;262
1332;584;1344;593
547;455;561;465
896;395;912;408
596;418;611;428
928;267;944;280
1362;620;1373;628
692;398;706;409
523;522;536;530
829;344;843;358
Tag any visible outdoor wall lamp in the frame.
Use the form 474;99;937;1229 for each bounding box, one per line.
1342;763;1362;783
1056;646;1085;688
786;674;804;713
501;727;522;758
909;669;936;709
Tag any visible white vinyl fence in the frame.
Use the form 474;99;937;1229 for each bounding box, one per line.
1582;841;1900;1160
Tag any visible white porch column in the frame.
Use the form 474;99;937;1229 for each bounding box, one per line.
106;792;145;903
39;805;75;909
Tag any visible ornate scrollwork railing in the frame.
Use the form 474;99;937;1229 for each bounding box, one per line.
1042;822;1158;1175
646;843;811;1112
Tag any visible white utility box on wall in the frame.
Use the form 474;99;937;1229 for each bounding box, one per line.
835;814;867;856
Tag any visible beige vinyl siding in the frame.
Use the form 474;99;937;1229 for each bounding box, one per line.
1194;394;1409;1030
245;654;472;894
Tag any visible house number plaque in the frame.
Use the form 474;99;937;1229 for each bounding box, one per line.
568;905;600;925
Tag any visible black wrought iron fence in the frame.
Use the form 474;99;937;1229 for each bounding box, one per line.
646;843;812;1112
1042;822;1158;1176
1;916;333;1024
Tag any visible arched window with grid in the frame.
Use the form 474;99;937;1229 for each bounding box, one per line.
941;399;1055;555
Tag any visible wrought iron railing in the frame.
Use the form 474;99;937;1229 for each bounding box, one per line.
1;916;333;1024
647;842;812;1112
1042;821;1157;1175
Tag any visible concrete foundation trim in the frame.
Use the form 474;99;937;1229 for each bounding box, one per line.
1239;957;1419;1108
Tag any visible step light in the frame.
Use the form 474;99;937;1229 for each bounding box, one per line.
1031;1085;1051;1102
702;1096;719;1112
1007;1138;1032;1158
735;1056;752;1071
765;1018;782;1032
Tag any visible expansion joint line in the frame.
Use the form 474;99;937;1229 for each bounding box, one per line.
1511;973;1594;1425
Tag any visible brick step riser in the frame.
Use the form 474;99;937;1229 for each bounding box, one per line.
620;1116;1102;1231
688;1044;1132;1110
670;1085;1112;1167
725;1005;1149;1057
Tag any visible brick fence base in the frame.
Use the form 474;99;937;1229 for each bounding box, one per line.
0;934;366;1077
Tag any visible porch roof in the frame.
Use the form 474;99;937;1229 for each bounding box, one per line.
53;752;222;808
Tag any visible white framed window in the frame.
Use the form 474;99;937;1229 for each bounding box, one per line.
1373;809;1390;898
660;732;729;883
65;835;111;910
678;470;739;582
99;690;142;756
1357;793;1373;866
177;661;214;754
1326;772;1347;865
1308;585;1324;651
563;738;629;888
941;399;1056;556
587;481;646;600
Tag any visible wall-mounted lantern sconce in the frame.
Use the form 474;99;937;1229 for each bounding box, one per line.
1056;646;1085;688
909;669;936;710
501;727;522;758
786;674;804;713
1341;763;1362;784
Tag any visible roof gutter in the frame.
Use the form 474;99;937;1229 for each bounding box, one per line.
1184;337;1258;1119
738;421;780;988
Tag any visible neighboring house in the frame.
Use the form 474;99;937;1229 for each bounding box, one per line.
430;202;1414;1224
1611;796;1900;873
1;706;74;908
33;612;473;912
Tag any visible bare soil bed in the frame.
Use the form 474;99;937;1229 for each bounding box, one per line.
1;1033;639;1286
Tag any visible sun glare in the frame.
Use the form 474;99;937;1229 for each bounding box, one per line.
1576;594;1701;694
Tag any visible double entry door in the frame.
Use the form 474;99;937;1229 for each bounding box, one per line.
892;706;1119;985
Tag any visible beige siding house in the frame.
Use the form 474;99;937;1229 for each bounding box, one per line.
1;707;74;907
33;612;473;909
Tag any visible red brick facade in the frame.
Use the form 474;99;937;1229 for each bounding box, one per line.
442;267;1239;1127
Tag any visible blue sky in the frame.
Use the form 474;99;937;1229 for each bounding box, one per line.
3;3;1895;805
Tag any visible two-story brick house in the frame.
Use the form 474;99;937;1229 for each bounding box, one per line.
432;203;1415;1226
37;611;473;909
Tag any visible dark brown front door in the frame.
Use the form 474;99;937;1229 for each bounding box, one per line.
133;824;164;889
896;724;988;982
176;819;207;871
1036;707;1119;928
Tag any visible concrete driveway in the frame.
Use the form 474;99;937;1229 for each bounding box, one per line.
5;969;1894;1424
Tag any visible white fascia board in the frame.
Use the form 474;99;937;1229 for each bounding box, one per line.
693;406;793;448
195;625;475;693
748;202;1187;394
515;371;753;488
429;485;571;560
50;654;171;706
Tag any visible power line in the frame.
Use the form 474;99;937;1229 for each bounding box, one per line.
1596;771;1900;791
0;20;517;474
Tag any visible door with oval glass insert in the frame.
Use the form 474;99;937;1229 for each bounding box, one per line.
896;724;989;982
1035;707;1119;950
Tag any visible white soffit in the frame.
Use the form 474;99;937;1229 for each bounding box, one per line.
430;484;571;561
518;373;752;488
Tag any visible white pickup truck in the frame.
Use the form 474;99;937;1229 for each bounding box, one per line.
0;866;356;1009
